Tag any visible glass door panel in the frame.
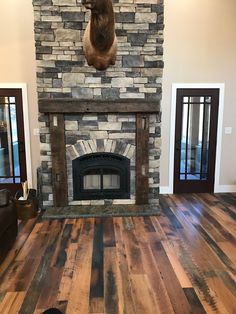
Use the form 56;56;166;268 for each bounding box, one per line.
180;98;211;181
83;169;121;190
103;169;120;189
83;169;101;190
0;98;21;183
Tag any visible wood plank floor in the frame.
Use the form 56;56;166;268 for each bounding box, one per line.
0;193;235;314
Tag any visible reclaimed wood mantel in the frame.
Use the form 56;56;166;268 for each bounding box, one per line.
38;98;160;113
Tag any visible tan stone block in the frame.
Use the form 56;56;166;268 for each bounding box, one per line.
98;122;122;131
55;29;80;42
62;73;85;87
42;16;62;22
90;131;108;139
53;0;76;5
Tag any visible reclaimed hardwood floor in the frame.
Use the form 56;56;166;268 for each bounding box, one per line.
0;193;235;314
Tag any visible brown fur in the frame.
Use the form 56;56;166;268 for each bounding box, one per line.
82;0;117;71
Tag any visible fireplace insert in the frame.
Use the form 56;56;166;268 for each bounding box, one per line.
73;153;130;200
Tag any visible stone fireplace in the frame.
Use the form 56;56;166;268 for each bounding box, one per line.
34;0;164;215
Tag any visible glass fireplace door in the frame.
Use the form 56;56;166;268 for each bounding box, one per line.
83;168;120;190
73;153;130;200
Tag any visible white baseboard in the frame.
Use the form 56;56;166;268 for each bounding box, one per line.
214;185;236;193
160;186;172;194
160;185;236;194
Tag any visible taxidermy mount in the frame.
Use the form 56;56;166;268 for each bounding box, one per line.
82;0;117;71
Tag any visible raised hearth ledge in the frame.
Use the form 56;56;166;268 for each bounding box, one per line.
38;98;160;113
42;204;160;219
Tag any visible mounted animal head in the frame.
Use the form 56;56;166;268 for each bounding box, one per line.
82;0;117;70
82;0;113;13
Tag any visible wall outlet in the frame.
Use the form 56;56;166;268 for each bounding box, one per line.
224;127;232;134
33;128;40;136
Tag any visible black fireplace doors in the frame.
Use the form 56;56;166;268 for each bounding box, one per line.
73;153;130;200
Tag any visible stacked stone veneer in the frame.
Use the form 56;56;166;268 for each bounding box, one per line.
66;114;136;205
34;0;163;99
34;0;164;207
66;113;161;206
39;112;161;206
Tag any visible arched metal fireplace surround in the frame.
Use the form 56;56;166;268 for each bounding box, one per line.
73;152;130;200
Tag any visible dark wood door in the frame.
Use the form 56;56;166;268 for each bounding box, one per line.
0;89;27;195
174;88;219;193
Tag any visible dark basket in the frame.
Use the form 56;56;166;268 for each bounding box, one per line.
13;189;38;220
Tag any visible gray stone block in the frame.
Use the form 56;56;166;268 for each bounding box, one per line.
122;122;136;130
127;33;148;46
62;12;85;22
52;79;62;88
101;88;120;99
123;55;144;68
36;46;52;54
74;142;85;156
33;0;52;5
72;87;93;99
66;135;78;145
64;22;83;30
115;13;135;23
96;139;104;152
34;21;52;29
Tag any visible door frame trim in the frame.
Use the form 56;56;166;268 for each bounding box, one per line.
161;83;225;194
0;83;33;188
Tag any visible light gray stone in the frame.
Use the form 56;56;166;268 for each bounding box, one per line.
65;120;78;130
66;145;79;160
40;143;51;151
62;73;85;87
113;199;135;205
87;140;97;152
55;29;80;42
111;77;134;88
105;139;113;152
83;141;93;154
123;55;144;67
108;133;135;139
98;122;122;131
42;185;53;193
42;16;62;22
53;0;76;5
135;13;157;23
90;131;108;139
72;87;93;99
149;159;160;168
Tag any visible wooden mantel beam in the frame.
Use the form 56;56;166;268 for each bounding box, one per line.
38;98;160;113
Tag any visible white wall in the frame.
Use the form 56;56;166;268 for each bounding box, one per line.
0;0;39;187
161;0;236;192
